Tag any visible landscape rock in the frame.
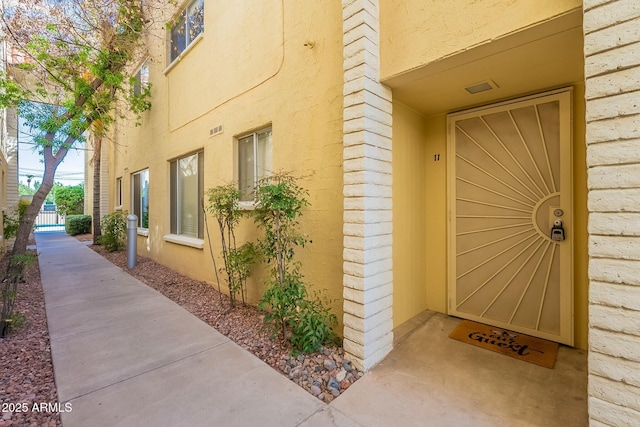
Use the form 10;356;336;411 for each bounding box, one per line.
324;359;336;371
90;242;366;404
0;248;62;427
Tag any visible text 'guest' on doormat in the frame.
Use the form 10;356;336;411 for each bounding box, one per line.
449;320;559;368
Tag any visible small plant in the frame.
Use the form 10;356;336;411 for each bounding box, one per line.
65;214;92;236
1;253;36;337
291;292;338;354
253;172;337;353
3;312;28;331
206;185;258;307
3;212;19;240
3;200;31;240
226;242;259;305
99;211;127;251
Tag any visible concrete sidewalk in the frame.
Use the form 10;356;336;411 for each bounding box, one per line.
38;231;587;427
37;232;358;427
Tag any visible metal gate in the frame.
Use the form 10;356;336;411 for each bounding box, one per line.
34;208;65;232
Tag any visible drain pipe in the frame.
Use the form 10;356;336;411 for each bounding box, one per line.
127;214;138;269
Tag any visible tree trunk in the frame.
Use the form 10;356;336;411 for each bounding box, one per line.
11;177;53;255
92;135;102;239
12;142;70;255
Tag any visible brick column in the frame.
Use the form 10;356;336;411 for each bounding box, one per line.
342;0;393;371
584;1;640;425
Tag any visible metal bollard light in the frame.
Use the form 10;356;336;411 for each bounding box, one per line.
126;214;138;269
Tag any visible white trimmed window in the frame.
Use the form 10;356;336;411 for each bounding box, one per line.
169;0;204;63
238;128;272;202
170;151;204;239
132;62;150;97
132;169;149;229
115;177;123;209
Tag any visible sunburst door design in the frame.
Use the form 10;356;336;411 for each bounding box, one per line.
447;90;573;345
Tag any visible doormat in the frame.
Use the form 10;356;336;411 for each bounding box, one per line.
449;320;559;368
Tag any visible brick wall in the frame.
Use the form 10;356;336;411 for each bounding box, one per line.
584;0;640;425
342;0;394;371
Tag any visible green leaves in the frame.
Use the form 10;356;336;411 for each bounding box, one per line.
0;73;30;109
99;211;127;251
206;184;257;307
253;173;337;353
206;184;243;229
55;185;84;217
252;173;310;270
290;292;339;354
1;0;154;152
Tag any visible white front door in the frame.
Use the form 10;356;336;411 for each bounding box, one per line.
447;89;573;345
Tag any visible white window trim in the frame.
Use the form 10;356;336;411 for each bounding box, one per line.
237;127;272;203
132;169;149;230
238;201;257;211
163;33;203;75
163;233;204;249
137;228;149;237
132;61;150;95
115;177;123;211
170;150;204;239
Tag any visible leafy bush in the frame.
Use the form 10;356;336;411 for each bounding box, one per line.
99;211;127;251
205;184;258;307
65;215;92;236
291;292;338;354
253;172;337;353
1;253;36;337
3;312;27;332
55;185;84;216
3;199;31;239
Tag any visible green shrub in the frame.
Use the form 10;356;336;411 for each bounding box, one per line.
65;215;92;236
55;185;84;216
3;200;31;239
1;253;36;338
290;292;338;354
99;211;127;251
253;172;338;353
205;184;258;307
4;312;27;331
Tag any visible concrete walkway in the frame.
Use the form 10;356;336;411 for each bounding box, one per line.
38;232;588;427
37;232;357;427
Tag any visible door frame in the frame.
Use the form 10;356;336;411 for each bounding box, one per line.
446;87;574;345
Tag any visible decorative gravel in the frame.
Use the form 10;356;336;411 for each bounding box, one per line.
89;240;363;402
0;250;62;427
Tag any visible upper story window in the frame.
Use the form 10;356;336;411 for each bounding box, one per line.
170;0;204;63
132;62;150;97
238;128;272;202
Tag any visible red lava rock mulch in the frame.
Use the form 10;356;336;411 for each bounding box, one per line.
0;249;62;427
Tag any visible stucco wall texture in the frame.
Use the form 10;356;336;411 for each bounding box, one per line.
110;1;346;324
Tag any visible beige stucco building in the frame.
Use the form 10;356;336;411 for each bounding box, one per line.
0;41;20;252
93;1;640;424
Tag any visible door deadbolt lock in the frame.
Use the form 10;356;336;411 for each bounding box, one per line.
551;219;565;242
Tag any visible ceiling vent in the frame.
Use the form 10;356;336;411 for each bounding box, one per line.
464;80;498;94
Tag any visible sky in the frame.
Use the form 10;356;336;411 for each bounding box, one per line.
18;116;86;188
